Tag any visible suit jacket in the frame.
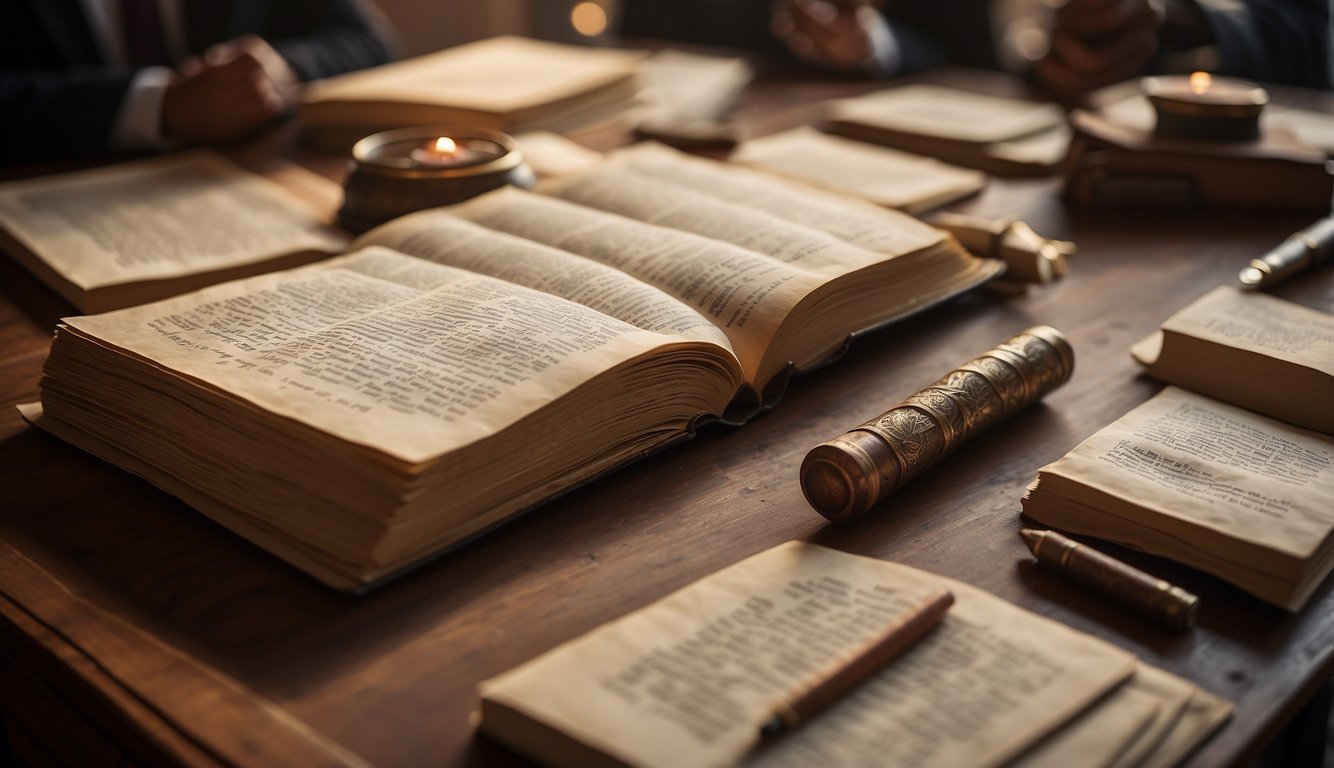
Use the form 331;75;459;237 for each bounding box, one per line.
619;0;1327;87
0;0;395;164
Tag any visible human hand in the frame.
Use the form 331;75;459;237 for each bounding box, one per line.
1034;0;1164;98
162;35;300;143
771;0;888;73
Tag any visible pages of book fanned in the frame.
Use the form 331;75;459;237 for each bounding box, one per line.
1131;286;1334;434
1023;387;1334;611
822;83;1068;176
28;156;998;589
299;36;646;148
727;127;985;214
0;151;346;312
478;541;1229;768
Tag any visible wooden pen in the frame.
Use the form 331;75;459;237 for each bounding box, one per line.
760;587;954;738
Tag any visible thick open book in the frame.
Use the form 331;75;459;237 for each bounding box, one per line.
478;541;1230;768
0;151;346;313
299;36;646;147
27;157;999;589
1022;387;1334;611
1130;286;1334;434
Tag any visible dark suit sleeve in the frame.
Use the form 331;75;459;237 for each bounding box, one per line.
0;2;136;164
249;0;397;81
1197;0;1329;88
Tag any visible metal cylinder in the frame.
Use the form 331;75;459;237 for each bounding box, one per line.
801;325;1074;521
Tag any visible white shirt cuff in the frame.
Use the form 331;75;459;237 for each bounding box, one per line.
862;9;901;77
108;66;174;151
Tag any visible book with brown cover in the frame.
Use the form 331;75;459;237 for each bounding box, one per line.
1064;110;1334;210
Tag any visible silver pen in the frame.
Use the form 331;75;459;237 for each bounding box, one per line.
1238;216;1334;290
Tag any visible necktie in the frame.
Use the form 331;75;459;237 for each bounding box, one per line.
121;0;169;67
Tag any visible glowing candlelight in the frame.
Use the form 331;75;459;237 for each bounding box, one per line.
409;136;486;168
1189;71;1212;95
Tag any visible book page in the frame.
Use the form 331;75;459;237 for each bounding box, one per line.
302;36;645;115
540;165;900;276
1016;662;1226;768
514;131;605;177
638;49;751;124
728;127;985;213
480;542;1135;768
609;142;946;256
0;151;346;290
1036;387;1334;563
443;187;828;383
1145;286;1334;373
824;84;1064;144
352;209;730;349
57;248;723;464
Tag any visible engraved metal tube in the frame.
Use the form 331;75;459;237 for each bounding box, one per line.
1021;528;1199;632
801;325;1074;521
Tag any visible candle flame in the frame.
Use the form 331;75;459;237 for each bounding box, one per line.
1189;71;1212;95
434;136;457;154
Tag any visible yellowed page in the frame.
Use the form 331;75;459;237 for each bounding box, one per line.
302;36;645;116
480;541;1136;768
1014;662;1227;768
1028;387;1334;573
1144;286;1334;373
988;125;1072;167
1136;686;1232;768
638;48;752;124
443;187;827;383
824;84;1064;144
541;164;907;276
514;131;605;177
1007;680;1158;768
59;248;711;465
609;142;946;256
728;127;985;213
0;151;345;291
352;208;730;349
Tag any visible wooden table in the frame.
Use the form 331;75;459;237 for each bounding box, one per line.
1;70;1332;768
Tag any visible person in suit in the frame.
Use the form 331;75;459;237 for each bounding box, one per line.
0;0;396;164
770;0;1329;95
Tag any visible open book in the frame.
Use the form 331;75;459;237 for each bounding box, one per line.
821;82;1069;177
1130;286;1334;434
299;36;646;148
0;151;346;313
478;541;1230;768
27;156;999;589
728;127;986;214
1022;387;1334;611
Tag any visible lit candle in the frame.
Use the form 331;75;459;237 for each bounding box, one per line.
1142;72;1268;141
409;136;489;168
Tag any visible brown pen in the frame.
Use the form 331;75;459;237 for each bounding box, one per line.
1021;529;1198;632
760;587;954;738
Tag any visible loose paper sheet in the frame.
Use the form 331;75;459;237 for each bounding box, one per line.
481;542;1136;768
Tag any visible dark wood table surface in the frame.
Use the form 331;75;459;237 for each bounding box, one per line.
1;69;1332;768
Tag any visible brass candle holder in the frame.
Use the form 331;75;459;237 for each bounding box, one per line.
1143;72;1267;142
337;126;536;233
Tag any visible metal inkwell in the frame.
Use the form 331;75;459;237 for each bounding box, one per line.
337;125;536;233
